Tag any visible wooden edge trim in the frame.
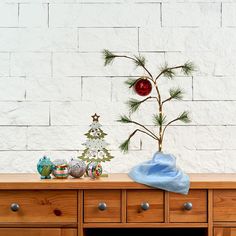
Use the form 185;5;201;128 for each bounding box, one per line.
164;191;169;223
213;222;236;227
78;190;83;236
208;189;213;236
82;223;208;228
122;190;127;223
0;223;77;228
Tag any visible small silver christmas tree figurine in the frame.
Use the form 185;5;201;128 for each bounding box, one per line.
79;114;114;162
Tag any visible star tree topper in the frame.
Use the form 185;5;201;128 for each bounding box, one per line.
79;114;114;162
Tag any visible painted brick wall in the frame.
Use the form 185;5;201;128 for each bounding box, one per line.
0;0;235;173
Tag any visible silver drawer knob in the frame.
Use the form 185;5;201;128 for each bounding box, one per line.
10;203;20;212
183;202;193;211
98;202;107;211
140;202;150;211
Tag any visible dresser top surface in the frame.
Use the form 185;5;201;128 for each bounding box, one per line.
0;173;234;190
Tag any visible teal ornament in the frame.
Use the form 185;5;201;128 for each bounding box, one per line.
37;156;54;179
86;162;102;179
68;158;86;178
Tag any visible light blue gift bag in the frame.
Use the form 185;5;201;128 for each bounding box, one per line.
128;152;190;195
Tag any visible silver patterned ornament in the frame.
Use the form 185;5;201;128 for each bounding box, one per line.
68;158;86;178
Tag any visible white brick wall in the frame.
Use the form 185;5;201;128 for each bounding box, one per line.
0;0;235;173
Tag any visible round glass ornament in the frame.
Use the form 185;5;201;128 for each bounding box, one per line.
37;156;54;179
68;158;86;178
86;162;103;179
52;159;69;179
134;77;152;96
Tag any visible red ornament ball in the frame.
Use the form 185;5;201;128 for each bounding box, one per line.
134;78;152;96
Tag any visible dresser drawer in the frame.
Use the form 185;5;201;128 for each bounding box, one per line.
214;190;236;221
0;228;77;236
214;228;236;236
169;190;207;222
84;190;121;223
127;190;164;223
0;190;77;223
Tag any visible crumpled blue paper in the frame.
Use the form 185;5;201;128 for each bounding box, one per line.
128;152;190;195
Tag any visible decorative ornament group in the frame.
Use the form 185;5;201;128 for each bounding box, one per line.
37;156;102;180
37;113;113;180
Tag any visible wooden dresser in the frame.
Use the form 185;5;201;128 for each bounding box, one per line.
0;173;236;236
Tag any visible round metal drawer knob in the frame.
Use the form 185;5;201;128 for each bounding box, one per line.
183;202;193;211
140;202;150;211
10;203;20;212
98;202;107;211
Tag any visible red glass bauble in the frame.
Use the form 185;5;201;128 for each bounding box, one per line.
134;78;152;96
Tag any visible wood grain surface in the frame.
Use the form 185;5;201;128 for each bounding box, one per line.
214;227;236;236
84;190;121;223
0;173;235;189
127;190;164;223
0;190;77;223
214;190;236;221
169;190;207;223
0;228;77;236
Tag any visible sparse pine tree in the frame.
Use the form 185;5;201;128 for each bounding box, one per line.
103;49;195;153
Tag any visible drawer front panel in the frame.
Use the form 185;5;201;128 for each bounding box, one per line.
0;190;77;223
0;228;77;236
214;228;236;236
84;190;121;223
214;190;236;221
127;190;164;223
169;190;207;223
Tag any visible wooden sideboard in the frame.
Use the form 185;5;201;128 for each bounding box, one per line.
1;173;236;236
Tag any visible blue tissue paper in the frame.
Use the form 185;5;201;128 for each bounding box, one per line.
128;152;190;195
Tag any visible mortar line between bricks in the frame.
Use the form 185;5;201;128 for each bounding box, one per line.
47;3;50;28
50;52;53;78
0;149;144;152
192;76;194;101
1;99;236;102
53;26;150;29
1;124;235;128
6;124;235;127
0;27;27;29
26;128;28;151
160;2;163;27
0;148;235;152
77;26;138;29
49;102;51;126
161;26;200;29
196;149;224;151
81;77;84;101
17;3;20;26
24;88;26;100
50;2;158;5
137;27;140;52
9;52;11;77
110;79;113;102
0;125;52;127
39;49;235;53
62;2;122;5
77;28;80;50
220;2;223;27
